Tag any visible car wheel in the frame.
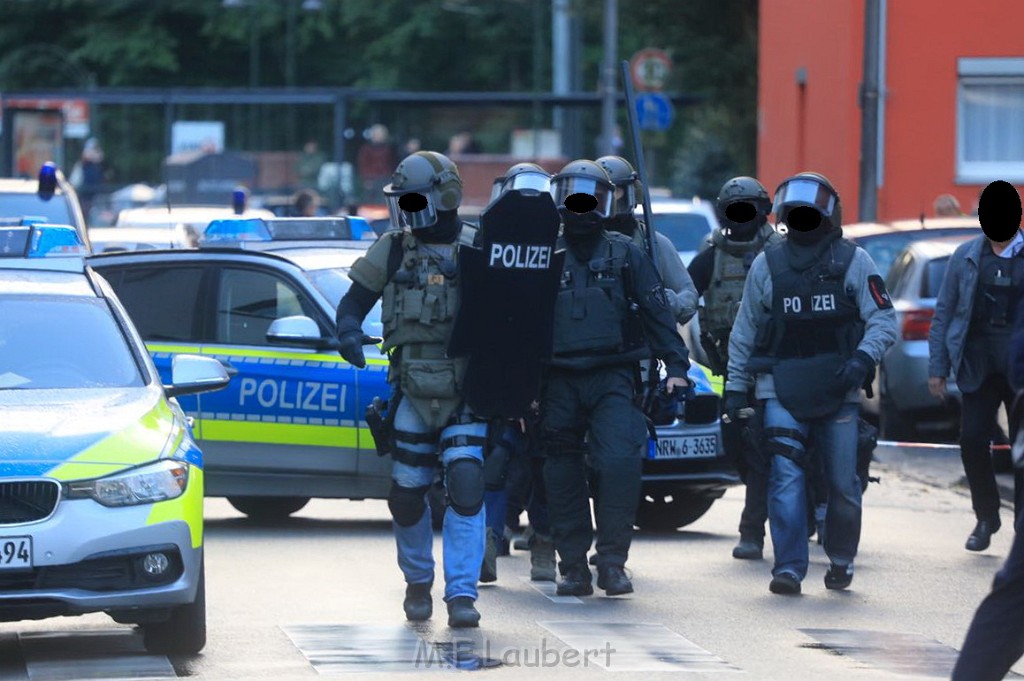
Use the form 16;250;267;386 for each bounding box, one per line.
227;496;310;520
143;555;206;655
427;481;446;531
634;489;716;531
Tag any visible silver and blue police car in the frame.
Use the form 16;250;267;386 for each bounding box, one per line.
0;222;229;654
90;216;737;530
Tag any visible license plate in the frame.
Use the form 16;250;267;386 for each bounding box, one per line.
648;434;718;460
0;537;32;570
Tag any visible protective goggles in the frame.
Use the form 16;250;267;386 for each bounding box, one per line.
500;170;551;196
384;188;437;230
550;175;614;217
772;178;837;218
612;181;638;216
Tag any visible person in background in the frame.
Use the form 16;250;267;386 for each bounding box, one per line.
934;193;965;217
356;124;396;206
297;140;327;191
292;188;321;217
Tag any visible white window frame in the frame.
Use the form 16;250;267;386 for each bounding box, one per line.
957;57;1024;183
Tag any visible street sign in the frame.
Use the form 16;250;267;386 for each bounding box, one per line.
634;92;675;131
630;48;672;91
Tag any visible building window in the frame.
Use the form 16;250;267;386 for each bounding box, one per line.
957;58;1024;183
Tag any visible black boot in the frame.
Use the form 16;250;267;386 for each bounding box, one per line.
596;565;633;595
556;565;593;596
446;596;480;628
403;581;433;621
965;518;1001;552
732;539;764;560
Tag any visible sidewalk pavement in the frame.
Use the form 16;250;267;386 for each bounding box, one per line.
874;442;1018;509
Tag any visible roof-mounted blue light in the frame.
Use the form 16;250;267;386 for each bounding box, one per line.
0;224;88;272
200;216;374;247
232;186;248;215
203;218;272;243
37;162;59;201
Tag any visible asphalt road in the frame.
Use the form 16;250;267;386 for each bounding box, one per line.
1;445;1022;680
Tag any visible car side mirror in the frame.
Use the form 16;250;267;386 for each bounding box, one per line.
266;315;339;350
165;354;231;398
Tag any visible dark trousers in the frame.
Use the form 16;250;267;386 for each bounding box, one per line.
542;365;647;571
722;397;770;543
952;508;1024;680
960;374;1015;522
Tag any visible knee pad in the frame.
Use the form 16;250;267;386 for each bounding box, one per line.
446;458;484;516
388;482;429;527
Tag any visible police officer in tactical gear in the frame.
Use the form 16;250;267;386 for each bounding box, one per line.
334;151;486;627
595;155;698;325
727;171;896;595
543;159;692;597
929;180;1024;553
688;176;782;561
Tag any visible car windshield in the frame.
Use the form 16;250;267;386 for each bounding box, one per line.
650;213;712;251
0;297;144;389
852;228;977;277
0;192;73;224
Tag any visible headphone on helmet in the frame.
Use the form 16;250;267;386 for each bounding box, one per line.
416;151;463;211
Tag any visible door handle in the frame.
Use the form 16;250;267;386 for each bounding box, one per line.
218;359;239;377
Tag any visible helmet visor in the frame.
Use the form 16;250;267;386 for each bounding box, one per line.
490;177;505;201
385;191;438;230
613;183;638;215
501;171;551;195
550;176;614;217
772;178;836;218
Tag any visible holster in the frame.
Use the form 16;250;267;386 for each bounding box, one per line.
700;331;727;376
365;393;398;457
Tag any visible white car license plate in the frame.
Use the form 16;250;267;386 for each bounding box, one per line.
0;537;32;570
648;434;718;460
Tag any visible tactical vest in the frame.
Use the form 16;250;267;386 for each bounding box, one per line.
699;223;781;341
756;238;863;419
550;233;646;365
972;247;1024;330
380;225;476;428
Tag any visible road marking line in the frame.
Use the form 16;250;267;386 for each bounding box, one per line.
539;621;739;672
282;623;437;674
19;629;175;681
519;576;583;603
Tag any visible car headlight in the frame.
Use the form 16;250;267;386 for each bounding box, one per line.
67;459;189;507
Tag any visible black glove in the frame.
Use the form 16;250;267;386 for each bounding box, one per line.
337;331;367;369
723;390;750;423
836;350;875;393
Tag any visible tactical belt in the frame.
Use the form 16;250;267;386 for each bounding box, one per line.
765;427;807;446
394;430;437;446
391;447;439;468
764;426;808;465
440;434;488;450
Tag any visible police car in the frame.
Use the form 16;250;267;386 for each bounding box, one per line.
90;217;736;530
0;223;229;654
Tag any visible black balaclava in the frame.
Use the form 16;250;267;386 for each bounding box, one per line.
606;213;638;237
561;208;604;256
722;201;762;241
783;206;840;270
414;209;460;244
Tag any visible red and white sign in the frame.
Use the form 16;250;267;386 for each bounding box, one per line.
630;48;673;91
0;97;90;138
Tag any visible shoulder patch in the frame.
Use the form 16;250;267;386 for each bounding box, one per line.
650;284;669;309
867;274;893;309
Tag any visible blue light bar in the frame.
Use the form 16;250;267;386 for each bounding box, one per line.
201;216;373;246
203;218;272;243
0;224;88;272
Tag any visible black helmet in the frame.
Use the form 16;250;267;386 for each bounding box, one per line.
595;155;641;216
383;151;463;230
715;176;771;236
772;171;842;232
550;159;615;217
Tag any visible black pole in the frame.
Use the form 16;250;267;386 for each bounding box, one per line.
858;0;881;221
620;59;659;274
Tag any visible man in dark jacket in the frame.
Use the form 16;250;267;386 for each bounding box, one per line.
952;180;1024;681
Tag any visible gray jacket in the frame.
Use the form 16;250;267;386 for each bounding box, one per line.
632;229;698;325
726;243;898;401
928;234;986;381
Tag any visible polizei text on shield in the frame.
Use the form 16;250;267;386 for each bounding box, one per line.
488;243;552;270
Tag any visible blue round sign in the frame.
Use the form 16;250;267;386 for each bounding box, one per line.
635;92;675;131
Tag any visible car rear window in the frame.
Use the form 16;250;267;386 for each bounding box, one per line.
922;256;950;299
0;297;144;389
0;192;73;225
852;228;976;277
650;213;712;252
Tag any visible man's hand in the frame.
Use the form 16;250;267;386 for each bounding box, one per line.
665;376;691;394
723;390;752;424
337;331;367;369
928;376;948;399
836;350;875;393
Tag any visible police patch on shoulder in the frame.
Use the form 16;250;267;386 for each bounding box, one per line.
867;274;893;309
651;285;669;309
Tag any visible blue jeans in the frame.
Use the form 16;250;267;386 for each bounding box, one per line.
765;399;862;581
391;400;486;602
